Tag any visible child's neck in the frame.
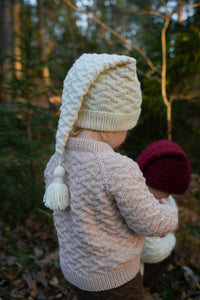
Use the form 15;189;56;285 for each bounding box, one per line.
75;129;103;142
75;129;127;149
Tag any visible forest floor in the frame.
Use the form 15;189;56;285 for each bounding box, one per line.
0;174;200;300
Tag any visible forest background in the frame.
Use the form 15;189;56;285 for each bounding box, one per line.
0;0;200;299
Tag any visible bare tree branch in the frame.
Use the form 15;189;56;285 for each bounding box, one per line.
63;0;186;140
161;16;172;140
161;17;170;107
178;0;184;23
66;4;78;59
162;0;169;16
97;27;106;41
186;3;200;8
62;0;157;71
142;10;168;20
170;90;200;102
137;70;161;82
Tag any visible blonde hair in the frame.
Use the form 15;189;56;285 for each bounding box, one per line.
69;127;81;137
99;131;117;144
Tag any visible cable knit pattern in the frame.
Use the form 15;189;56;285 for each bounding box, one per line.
140;195;177;265
56;53;142;155
44;138;178;291
76;62;141;131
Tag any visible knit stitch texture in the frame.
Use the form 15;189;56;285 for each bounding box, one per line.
44;138;178;291
56;53;142;155
140;196;177;265
75;62;141;131
136;139;191;194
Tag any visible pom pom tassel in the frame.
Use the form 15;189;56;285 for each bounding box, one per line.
43;166;70;210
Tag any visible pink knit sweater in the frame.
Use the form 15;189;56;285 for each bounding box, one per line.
44;138;178;291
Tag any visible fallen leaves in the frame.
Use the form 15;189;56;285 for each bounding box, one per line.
1;267;18;281
0;175;200;299
0;212;71;299
28;280;39;299
182;266;199;289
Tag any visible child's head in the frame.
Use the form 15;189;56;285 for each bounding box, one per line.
56;53;142;155
136;140;191;196
44;53;142;210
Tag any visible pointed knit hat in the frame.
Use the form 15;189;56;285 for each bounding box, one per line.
44;53;142;210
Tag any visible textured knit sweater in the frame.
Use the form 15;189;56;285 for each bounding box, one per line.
140;195;177;266
44;138;178;291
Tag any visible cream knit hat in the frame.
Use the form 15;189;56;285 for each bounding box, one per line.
44;53;142;210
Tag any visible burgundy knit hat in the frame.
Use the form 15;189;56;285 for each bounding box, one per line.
136;140;191;194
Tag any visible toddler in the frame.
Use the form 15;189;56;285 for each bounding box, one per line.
136;139;191;286
43;54;178;300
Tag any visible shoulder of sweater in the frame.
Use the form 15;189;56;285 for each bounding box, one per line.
96;151;144;191
99;150;140;170
98;151;143;179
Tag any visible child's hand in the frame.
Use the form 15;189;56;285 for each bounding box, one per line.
159;198;168;205
158;198;179;235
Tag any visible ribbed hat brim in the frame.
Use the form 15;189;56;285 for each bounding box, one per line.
75;109;141;131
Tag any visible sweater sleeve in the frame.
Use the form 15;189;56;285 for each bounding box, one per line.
102;153;178;237
140;195;178;263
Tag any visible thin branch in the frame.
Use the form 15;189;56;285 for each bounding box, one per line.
62;0;157;71
161;16;171;140
66;4;78;59
142;10;168;20
143;0;171;20
162;0;169;16
161;16;170;106
137;70;162;82
107;39;121;46
186;3;200;8
97;27;106;41
170;91;200;102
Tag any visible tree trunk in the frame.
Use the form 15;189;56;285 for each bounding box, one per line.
167;102;172;141
178;0;184;23
161;16;172;140
66;5;78;60
37;0;51;85
1;0;13;92
13;0;22;78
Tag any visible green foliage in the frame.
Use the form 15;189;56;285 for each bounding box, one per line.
168;10;200;91
1;0;200;225
160;289;173;300
0;104;57;224
124;74;167;159
0;33;57;225
173;100;200;173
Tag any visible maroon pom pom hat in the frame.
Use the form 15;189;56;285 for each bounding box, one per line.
136;140;191;194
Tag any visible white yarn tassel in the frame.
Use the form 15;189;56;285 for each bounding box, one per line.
43;165;70;210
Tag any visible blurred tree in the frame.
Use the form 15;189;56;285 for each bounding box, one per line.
0;0;13;99
0;32;58;224
0;0;200;224
62;0;199;142
37;0;51;85
13;0;22;78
